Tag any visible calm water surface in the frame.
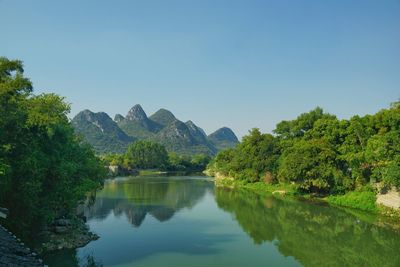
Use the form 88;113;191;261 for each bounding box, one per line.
44;176;400;267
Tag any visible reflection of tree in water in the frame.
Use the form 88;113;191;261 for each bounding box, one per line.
215;188;400;267
85;177;212;227
43;249;104;267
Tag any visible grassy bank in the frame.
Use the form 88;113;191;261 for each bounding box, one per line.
327;188;378;213
215;176;297;197
115;169;206;177
214;175;400;218
138;169;168;176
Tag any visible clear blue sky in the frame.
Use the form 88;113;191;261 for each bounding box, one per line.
1;0;399;138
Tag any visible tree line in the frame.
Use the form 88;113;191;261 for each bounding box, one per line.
102;140;211;174
0;57;105;235
208;103;400;196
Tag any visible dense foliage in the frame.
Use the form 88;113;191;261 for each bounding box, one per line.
0;57;105;234
167;152;211;172
208;104;400;195
103;140;211;173
126;140;169;169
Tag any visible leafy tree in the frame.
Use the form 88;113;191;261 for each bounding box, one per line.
190;154;211;170
274;107;335;139
209;102;400;196
278;139;348;193
125;140;169;169
166;153;211;172
365;131;400;187
208;129;280;182
0;57;105;235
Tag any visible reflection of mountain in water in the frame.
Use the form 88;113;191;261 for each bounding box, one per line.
85;177;213;227
215;188;400;267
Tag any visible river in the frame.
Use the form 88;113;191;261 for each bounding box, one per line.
44;175;400;267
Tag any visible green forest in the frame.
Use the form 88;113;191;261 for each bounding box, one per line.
207;104;400;212
0;57;106;235
102;140;211;174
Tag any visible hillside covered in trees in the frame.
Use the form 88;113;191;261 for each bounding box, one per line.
207;103;400;210
72;105;239;155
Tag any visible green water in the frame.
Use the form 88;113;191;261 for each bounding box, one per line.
44;176;400;267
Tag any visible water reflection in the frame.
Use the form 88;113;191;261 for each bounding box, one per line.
215;188;400;267
85;176;213;227
44;177;400;267
44;176;219;266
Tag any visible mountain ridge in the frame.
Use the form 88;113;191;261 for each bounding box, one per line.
72;105;239;155
71;110;134;154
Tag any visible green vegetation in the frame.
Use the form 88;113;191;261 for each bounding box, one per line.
0;57;105;235
126;140;169;169
103;141;211;174
167;152;211;172
138;170;166;176
208;104;400;212
216;178;297;196
327;187;378;213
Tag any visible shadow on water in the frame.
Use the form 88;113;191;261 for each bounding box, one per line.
215;187;400;267
42;250;102;267
45;221;234;267
44;176;236;266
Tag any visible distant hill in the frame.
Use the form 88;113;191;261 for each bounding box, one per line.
149;108;177;127
71;110;134;154
117;104;161;139
208;127;239;151
71;105;239;155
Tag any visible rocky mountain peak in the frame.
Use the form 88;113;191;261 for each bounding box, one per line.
126;104;148;122
72;105;239;155
75;110;109;125
114;114;125;123
185;120;207;138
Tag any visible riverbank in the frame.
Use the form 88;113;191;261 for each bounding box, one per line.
35;216;99;254
214;173;297;196
213;173;400;220
1;209;99;258
110;169;207;178
108;166;207;177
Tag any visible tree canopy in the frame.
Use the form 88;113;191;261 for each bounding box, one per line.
102;140;212;173
0;57;105;234
208;103;400;194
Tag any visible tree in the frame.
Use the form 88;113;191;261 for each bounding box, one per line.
0;57;105;235
125;140;169;169
208;128;280;182
274;107;336;139
278;139;348;193
208;100;400;200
